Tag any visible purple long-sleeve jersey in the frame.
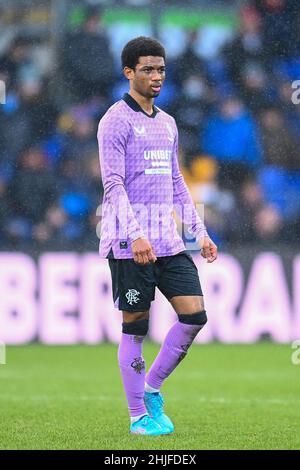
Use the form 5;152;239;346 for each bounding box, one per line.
97;93;208;259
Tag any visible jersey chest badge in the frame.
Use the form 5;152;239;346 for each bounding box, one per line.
133;125;146;137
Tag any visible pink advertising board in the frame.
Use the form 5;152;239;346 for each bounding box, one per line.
0;252;298;344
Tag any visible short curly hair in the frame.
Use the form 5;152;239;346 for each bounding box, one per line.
121;36;166;70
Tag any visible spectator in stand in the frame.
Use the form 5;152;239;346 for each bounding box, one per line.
223;5;268;91
224;177;283;244
32;205;68;248
252;0;300;58
170;72;215;158
8;146;58;225
61;6;116;101
0;7;16;56
0;78;57;162
61;107;97;171
172;30;206;86
259;107;300;170
185;156;235;248
258;107;300;221
238;62;274;113
254;204;283;242
0;36;33;88
225;177;261;241
202;95;262;189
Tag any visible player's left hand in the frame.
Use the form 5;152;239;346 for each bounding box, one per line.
199;236;218;263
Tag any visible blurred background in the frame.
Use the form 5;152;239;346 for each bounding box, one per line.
0;0;299;344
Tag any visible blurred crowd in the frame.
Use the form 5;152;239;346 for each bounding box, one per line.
0;0;300;251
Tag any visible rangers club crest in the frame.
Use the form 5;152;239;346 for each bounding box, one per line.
125;289;140;305
131;357;145;374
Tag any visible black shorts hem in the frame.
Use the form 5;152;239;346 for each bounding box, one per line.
165;291;203;302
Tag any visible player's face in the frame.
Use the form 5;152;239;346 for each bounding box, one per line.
131;56;166;98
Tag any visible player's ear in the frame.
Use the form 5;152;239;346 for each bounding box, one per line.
123;66;134;80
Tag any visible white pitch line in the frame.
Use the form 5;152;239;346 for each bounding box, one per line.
0;395;119;402
0;395;298;406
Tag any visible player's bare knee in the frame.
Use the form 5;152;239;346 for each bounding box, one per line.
170;295;205;314
193;296;205;312
122;310;149;323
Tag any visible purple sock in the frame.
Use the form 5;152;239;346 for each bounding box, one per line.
118;333;147;418
146;320;204;390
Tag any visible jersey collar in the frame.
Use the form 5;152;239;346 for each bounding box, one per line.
122;93;159;118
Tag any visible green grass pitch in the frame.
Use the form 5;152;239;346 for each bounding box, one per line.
0;343;299;450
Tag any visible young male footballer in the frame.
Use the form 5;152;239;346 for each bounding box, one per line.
97;36;217;436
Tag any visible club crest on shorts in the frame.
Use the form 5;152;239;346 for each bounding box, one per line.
125;289;140;305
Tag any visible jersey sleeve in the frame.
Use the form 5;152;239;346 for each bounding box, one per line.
171;122;208;241
97;114;144;243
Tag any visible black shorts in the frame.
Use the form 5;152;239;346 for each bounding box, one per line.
108;250;203;312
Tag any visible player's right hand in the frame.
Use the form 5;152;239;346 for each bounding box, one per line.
131;238;157;265
199;236;218;263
